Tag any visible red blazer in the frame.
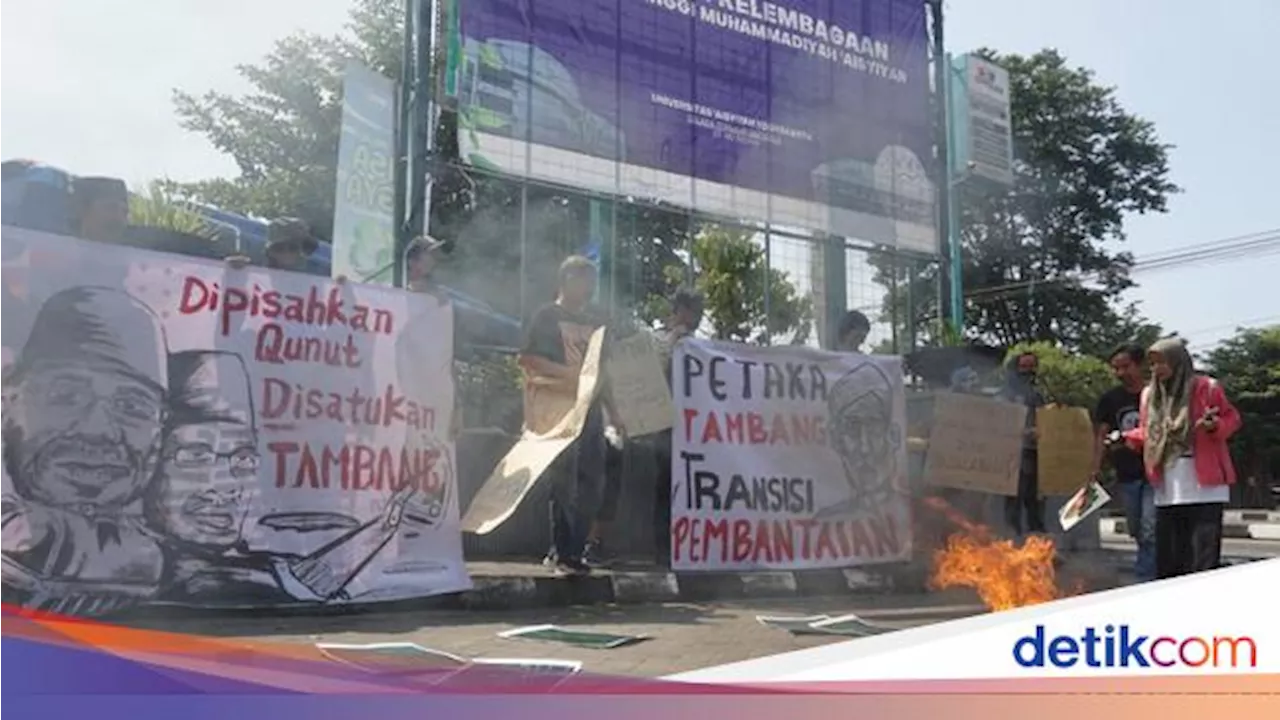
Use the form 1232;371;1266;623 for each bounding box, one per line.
1123;375;1242;486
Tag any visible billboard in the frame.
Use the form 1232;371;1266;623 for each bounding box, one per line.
949;54;1014;186
452;0;937;254
332;62;398;284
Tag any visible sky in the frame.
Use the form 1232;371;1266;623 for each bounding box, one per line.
3;0;1277;353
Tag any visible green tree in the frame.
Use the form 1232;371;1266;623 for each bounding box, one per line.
659;224;811;345
1004;341;1112;409
1203;325;1280;493
166;0;691;321
876;49;1178;351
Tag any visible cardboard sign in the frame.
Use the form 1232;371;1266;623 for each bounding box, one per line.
604;331;674;437
1037;406;1096;497
923;392;1025;495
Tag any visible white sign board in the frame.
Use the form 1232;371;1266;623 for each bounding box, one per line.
1;228;470;616
671;339;912;572
954;54;1015;185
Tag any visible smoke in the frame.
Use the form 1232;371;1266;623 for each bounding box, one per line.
434;187;578;321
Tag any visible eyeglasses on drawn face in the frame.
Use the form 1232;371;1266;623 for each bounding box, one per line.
167;443;261;478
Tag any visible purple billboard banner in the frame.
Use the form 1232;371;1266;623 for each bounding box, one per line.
453;0;937;253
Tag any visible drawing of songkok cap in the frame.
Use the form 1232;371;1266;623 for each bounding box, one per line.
827;361;894;421
167;350;255;428
13;286;167;391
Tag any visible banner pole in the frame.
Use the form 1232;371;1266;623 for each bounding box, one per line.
928;0;955;330
393;0;415;288
944;53;965;334
407;0;437;245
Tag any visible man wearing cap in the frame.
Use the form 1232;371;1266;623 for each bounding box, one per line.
1;287;170;615
406;235;448;297
398;235;460;441
225;217;322;275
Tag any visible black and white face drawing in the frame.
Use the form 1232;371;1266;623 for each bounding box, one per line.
144;351;259;550
2;287;168;510
825;360;901;514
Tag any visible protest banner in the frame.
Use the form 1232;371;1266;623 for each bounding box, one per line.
0;228;470;616
922;392;1025;495
604;330;673;437
671;339;912;572
460;328;605;535
1036;405;1096;497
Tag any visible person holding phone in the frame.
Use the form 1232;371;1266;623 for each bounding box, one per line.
1091;344;1155;581
1123;338;1242;579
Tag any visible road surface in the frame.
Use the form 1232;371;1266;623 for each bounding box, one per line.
121;594;985;678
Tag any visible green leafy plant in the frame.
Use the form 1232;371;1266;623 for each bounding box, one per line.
873;49;1178;352
128;182;212;237
1004;341;1112;408
661;223;812;345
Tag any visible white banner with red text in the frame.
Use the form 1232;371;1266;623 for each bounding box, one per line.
0;227;470;616
671;338;912;572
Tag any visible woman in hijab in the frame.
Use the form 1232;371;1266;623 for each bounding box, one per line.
1123;337;1242;579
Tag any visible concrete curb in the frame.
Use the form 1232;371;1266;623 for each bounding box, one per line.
113;566;914;622
1101;517;1279;540
1105;509;1278;523
106;552;1131;622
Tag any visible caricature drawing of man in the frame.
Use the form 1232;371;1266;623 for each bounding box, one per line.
148;350;422;606
1;286;169;615
817;359;903;519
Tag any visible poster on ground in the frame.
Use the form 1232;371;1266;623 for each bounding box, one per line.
0;228;471;616
460;329;606;534
671;339;912;572
922;392;1025;495
451;0;936;253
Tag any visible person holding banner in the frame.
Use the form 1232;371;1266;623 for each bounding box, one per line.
651;288;704;565
405;235;449;299
1124;338;1242;579
401;235;461;441
520;256;616;577
1092;343;1156;581
836;310;871;354
71;176;130;245
224;217;321;275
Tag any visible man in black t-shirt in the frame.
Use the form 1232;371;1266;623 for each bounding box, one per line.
1092;343;1155;581
518;256;613;577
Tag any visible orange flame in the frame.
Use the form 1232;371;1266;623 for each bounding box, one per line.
923;496;1061;612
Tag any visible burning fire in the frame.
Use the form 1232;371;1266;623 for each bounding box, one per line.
923;497;1062;611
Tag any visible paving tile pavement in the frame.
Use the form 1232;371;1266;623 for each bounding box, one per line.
122;592;986;678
